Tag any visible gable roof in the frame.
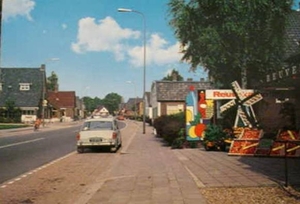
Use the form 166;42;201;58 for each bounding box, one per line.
126;97;143;109
93;106;109;114
145;92;151;105
152;80;213;101
0;67;44;108
47;91;76;109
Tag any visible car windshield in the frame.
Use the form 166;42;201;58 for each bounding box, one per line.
82;121;113;130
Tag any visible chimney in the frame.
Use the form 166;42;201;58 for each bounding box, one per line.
187;78;193;81
54;83;59;92
200;78;205;82
40;64;45;72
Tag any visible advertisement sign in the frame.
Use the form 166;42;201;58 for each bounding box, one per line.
206;89;254;100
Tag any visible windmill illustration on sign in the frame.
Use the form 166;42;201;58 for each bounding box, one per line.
220;81;263;128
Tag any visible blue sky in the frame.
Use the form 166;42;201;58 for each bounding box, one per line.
2;0;300;101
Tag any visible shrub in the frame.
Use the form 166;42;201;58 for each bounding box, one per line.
203;124;227;142
153;112;185;145
171;128;185;149
153;115;168;137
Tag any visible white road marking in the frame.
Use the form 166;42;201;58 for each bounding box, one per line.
0;138;45;149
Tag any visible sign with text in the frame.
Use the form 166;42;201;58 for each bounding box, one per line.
206;89;254;100
266;65;299;83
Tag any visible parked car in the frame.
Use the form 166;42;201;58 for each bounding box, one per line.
76;117;122;153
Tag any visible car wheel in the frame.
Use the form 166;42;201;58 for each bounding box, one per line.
77;146;84;153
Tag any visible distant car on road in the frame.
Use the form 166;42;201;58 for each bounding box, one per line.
117;115;125;120
76;117;122;153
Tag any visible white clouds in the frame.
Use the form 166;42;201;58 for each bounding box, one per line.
62;23;68;30
72;16;183;67
71;16;140;61
3;0;35;21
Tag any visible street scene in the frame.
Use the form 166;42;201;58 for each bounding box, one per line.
0;120;300;204
1;0;300;203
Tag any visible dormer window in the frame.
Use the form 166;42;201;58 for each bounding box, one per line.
19;83;31;91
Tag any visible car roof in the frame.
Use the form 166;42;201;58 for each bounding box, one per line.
84;117;115;122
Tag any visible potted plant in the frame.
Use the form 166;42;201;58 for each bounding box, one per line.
202;124;229;151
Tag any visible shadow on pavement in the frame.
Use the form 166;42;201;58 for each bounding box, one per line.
238;156;300;188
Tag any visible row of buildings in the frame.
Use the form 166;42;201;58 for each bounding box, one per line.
0;64;84;123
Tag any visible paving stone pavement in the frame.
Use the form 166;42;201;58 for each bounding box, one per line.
87;122;206;204
83;121;300;204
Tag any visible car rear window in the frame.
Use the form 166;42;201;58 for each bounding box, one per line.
82;121;113;130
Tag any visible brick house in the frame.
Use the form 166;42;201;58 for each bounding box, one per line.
150;78;213;120
47;91;77;122
256;10;300;131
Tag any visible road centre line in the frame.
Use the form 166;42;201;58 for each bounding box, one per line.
0;138;45;149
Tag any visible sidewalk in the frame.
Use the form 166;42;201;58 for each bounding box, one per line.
85;122;206;204
84;121;300;204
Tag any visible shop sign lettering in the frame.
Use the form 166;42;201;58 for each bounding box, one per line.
206;90;254;100
266;66;298;82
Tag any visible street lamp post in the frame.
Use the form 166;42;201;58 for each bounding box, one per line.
40;64;46;126
118;8;146;134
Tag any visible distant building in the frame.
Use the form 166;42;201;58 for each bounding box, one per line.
150;78;213;120
47;91;77;122
92;105;109;117
0;66;45;123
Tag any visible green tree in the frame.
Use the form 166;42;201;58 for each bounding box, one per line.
47;71;58;91
162;69;184;81
82;96;102;114
168;0;293;88
102;93;122;115
3;100;22;122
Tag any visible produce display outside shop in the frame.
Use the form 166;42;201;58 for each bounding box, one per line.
185;80;300;157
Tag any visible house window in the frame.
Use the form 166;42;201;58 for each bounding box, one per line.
19;83;31;91
167;104;183;115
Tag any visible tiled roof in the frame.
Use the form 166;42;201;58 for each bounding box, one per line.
126;97;143;109
0;68;44;107
154;80;213;101
47;91;76;109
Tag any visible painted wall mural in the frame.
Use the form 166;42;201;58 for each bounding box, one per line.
186;86;214;141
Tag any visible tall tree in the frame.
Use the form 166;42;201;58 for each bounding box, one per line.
168;0;293;88
47;71;58;91
102;93;122;115
162;69;184;81
82;96;102;114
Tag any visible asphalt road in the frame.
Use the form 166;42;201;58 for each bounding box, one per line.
0;125;81;184
0;120;127;184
